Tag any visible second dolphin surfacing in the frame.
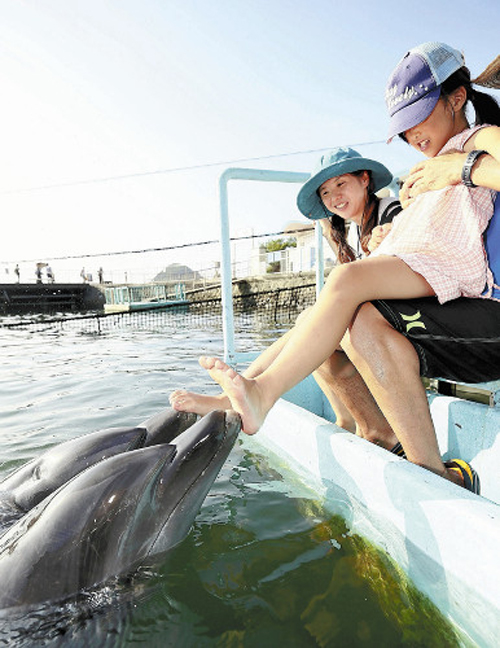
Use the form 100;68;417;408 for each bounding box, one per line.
0;409;241;610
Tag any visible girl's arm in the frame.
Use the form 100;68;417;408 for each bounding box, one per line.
467;125;500;163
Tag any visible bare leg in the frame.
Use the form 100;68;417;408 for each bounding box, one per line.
173;308;393;443
343;302;462;486
314;348;397;446
201;257;434;434
313;352;357;432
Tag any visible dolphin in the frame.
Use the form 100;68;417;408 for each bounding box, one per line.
0;408;198;515
0;409;240;610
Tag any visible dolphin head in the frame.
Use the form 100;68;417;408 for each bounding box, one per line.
146;409;241;554
0;408;198;514
140;407;198;446
0;426;147;512
0;409;241;609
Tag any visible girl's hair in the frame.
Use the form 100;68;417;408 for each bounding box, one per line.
441;63;500;126
322;171;379;263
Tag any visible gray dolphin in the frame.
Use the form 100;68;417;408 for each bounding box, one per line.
0;409;241;609
0;408;198;514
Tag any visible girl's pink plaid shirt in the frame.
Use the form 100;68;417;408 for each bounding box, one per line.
372;125;496;304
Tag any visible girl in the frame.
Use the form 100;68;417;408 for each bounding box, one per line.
171;147;401;442
197;43;500;491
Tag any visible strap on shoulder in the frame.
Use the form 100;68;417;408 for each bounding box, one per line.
378;196;402;225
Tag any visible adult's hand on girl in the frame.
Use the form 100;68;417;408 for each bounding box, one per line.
400;151;465;208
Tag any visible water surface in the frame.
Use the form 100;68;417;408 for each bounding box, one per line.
0;315;460;647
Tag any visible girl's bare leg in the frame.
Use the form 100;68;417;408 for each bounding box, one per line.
172;317;393;442
200;257;434;434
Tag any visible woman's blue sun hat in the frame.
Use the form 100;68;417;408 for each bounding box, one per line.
297;147;393;220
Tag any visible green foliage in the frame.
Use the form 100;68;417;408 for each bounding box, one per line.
262;237;297;273
263;237;297;252
266;261;281;274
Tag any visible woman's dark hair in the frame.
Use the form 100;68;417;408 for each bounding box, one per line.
399;58;500;142
322;170;379;263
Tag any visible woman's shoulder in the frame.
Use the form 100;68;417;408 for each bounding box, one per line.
377;196;402;225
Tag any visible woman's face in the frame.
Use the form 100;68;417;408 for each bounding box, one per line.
318;172;369;225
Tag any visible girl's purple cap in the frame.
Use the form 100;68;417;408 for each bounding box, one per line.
385;42;465;142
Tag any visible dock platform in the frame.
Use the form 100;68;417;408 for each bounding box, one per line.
0;284;104;315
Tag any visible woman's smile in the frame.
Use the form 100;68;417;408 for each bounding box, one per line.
318;172;369;225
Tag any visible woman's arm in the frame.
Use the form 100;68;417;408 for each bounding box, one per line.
367;223;392;252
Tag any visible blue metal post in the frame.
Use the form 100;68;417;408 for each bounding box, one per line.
315;222;324;298
218;168;310;364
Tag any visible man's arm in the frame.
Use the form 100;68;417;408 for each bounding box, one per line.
400;151;500;208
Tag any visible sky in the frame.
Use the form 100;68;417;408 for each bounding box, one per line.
1;0;499;283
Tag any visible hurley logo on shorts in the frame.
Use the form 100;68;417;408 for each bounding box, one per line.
400;310;426;333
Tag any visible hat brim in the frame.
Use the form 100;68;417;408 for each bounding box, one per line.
297;158;393;220
387;87;440;142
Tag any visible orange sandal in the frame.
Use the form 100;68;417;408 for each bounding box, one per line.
445;459;480;495
390;442;407;460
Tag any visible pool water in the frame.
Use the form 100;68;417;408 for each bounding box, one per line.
0;316;461;647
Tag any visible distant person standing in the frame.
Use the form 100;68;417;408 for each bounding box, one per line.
98;267;104;283
80;267;87;283
35;265;43;284
14;264;20;283
46;266;55;283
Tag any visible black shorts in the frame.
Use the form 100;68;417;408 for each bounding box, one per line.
372;297;500;383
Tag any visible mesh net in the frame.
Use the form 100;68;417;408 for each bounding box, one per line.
0;282;317;334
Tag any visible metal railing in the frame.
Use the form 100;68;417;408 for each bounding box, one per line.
218;168;313;365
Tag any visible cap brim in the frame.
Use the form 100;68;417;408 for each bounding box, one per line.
297;158;393;220
387;87;440;142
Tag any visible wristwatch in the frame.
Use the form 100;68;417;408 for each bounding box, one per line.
461;149;487;188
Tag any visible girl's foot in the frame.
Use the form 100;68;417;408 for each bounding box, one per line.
169;389;230;416
199;356;271;435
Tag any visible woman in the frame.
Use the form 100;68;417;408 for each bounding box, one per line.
170;147;401;440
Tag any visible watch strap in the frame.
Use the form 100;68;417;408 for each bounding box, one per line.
461;150;487;188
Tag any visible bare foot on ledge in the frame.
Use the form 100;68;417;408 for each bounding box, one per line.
199;356;270;435
169;389;230;416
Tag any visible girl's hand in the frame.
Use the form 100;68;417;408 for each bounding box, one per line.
367;223;392;252
400;151;465;208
